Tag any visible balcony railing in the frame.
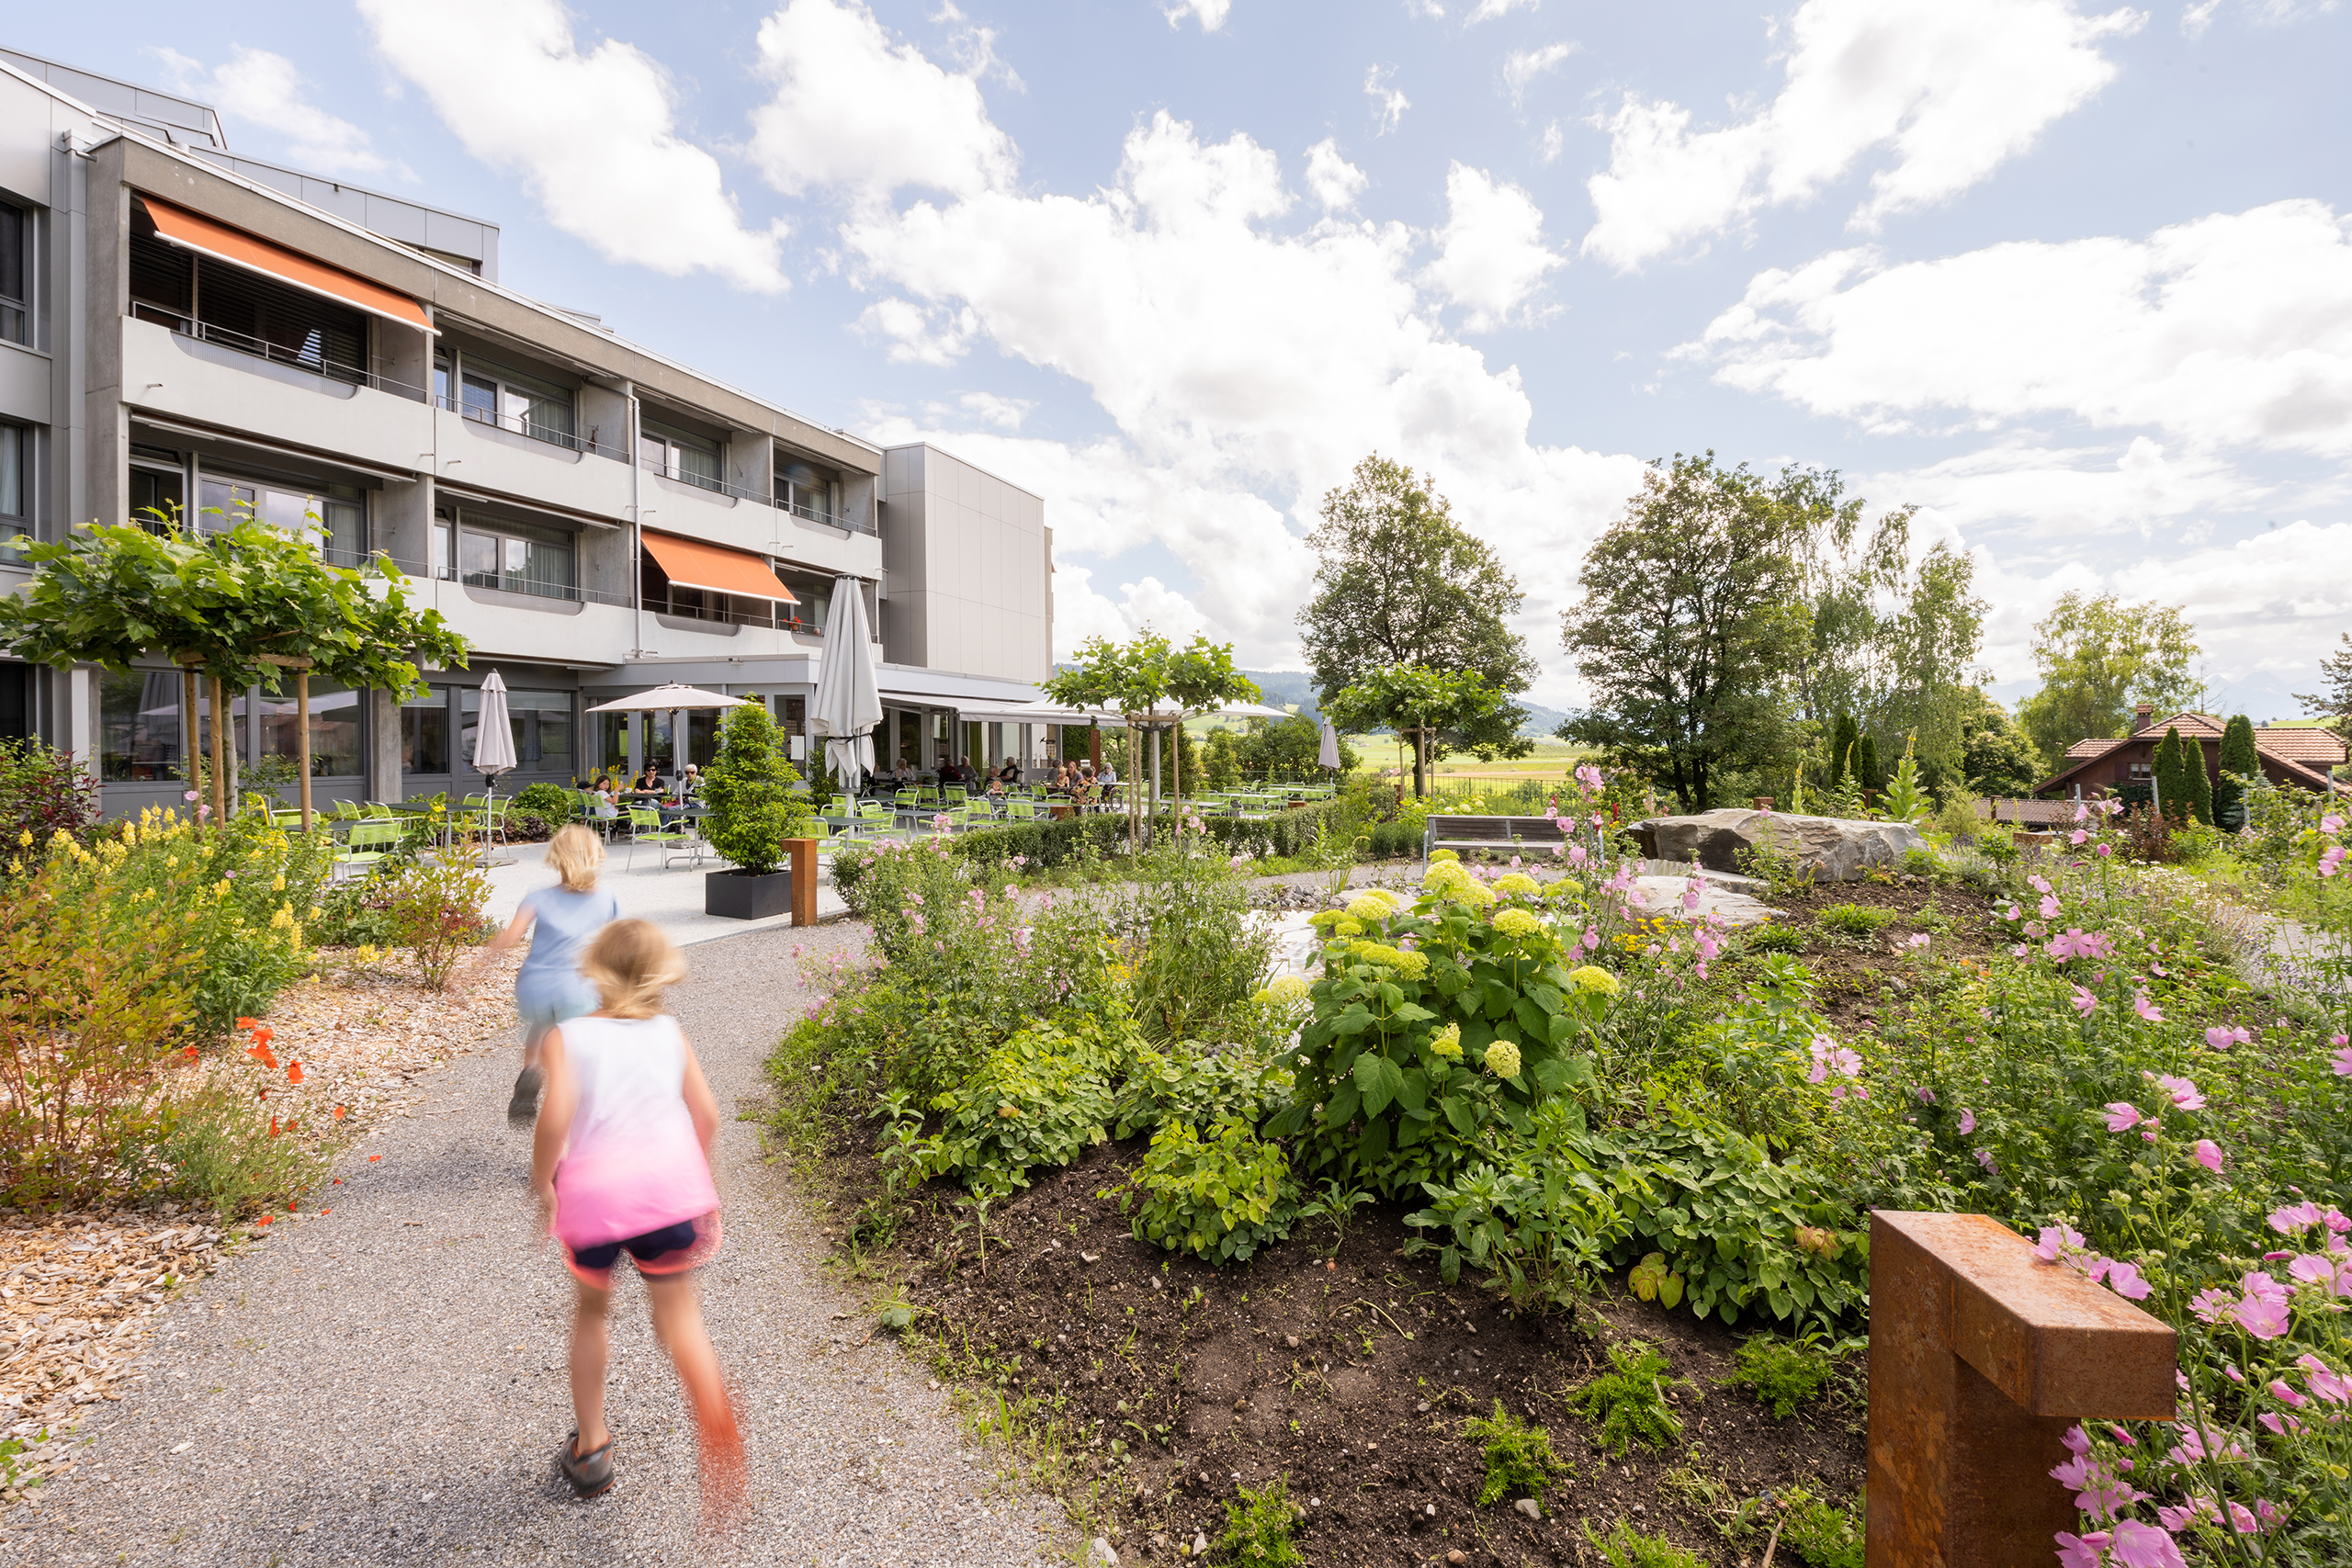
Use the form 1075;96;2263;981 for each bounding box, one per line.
778;492;878;536
137;306;425;398
440;395;628;460
648;589;823;634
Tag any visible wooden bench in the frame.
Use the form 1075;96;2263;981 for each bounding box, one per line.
1421;815;1564;860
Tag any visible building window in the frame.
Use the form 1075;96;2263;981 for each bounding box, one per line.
128;226;366;385
435;349;577;447
0;202;25;346
98;669;192;784
130;458;186;534
254;679;362;777
462;686;573;775
640;417;721;492
775;569;831;635
0;424;26;558
402;686;451;774
777;458;838;525
199;475;366;565
452;512;575;599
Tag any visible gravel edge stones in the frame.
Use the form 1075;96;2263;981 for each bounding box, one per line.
3;920;1065;1566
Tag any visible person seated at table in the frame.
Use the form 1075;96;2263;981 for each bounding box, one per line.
997;757;1021;785
632;764;662;793
1096;760;1119;787
589;777;622;818
680;764;704;798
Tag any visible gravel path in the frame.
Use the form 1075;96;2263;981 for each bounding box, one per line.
3;922;1063;1567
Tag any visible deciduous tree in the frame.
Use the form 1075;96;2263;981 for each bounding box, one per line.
2014;594;2201;764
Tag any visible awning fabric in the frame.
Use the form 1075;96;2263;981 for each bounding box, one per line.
641;531;797;604
138;197;434;333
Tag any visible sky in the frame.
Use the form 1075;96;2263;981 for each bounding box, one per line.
13;0;2352;717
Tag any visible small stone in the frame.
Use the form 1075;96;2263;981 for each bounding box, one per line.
1081;1252;1101;1264
1089;1538;1119;1565
1450;1551;1468;1564
1150;1277;1164;1291
1514;1497;1542;1520
1233;1398;1248;1411
1633;1502;1646;1515
1416;1399;1430;1413
1284;1334;1300;1349
1192;1531;1210;1557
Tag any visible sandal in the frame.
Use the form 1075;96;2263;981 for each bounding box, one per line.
560;1430;614;1498
507;1067;544;1128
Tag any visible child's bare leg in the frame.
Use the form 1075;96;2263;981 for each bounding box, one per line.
646;1273;741;1516
571;1280;613;1454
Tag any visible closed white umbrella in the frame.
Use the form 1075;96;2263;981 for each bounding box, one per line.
808;575;882;793
471;671;518;867
1318;717;1341;771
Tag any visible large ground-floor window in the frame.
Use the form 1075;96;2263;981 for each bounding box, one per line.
461;685;575;776
254;679;361;777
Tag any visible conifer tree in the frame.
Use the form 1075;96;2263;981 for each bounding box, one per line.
2186;731;2214;825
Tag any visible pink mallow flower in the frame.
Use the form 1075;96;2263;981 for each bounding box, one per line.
2204;1025;2252;1051
2149;1074;2205;1111
2132;992;2165;1023
1958;1110;1977;1135
2040;894;2064;920
2071;986;2099;1018
2330;1034;2352;1077
2103;1260;2153;1302
2104;1103;2143;1133
2034;1224;2088;1264
2233;1292;2289;1339
2193;1138;2226;1174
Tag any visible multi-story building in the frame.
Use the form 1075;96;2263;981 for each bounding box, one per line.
0;48;1055;816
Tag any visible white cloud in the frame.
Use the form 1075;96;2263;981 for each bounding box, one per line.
1420;164;1565;331
1581;0;2144;271
2182;0;2338;36
1364;64;1411;135
958;390;1035;429
1502;42;1577;105
1539;120;1564;164
1691;201;2352;458
356;0;788;291
840;107;1644;677
1163;0;1237;29
1303;138;1369;211
748;0;1017;202
152;46;398;180
1468;0;1542;19
856;297;977;365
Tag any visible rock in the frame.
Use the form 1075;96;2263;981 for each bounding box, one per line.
1090;1539;1119;1566
1449;1552;1468;1565
1630;809;1928;883
1624;876;1781;930
1284;1334;1299;1349
1416;1399;1430;1412
1192;1531;1211;1557
1514;1497;1543;1520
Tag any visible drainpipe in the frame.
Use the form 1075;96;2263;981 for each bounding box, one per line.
625;380;645;659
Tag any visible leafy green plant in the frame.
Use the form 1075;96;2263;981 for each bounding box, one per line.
1125;1114;1298;1263
1215;1473;1306;1568
0;739;99;850
509;782;578;825
701;703;812;876
899;1021;1131;1198
1114;845;1274;1044
1568;1339;1695;1456
1743;922;1805;954
1110;1043;1294;1140
1462;1399;1572;1505
1579;1519;1708;1568
1775;1485;1863;1568
1724;1335;1832;1419
1879;736;1930;825
380;852;491;988
1296;1175;1374;1258
1815;903;1894;937
156;1075;332;1216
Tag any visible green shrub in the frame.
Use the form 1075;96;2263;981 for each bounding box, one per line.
305;880;398;948
381;854;492;987
1216;1474;1305;1568
1462;1399;1572;1505
896;1020;1132;1198
1776;1486;1863;1568
1266;866;1619;1198
156;1077;332;1217
1725;1335;1831;1419
0;739;99;850
1126;1114;1298;1263
509;782;578;825
1568;1339;1693;1456
1111;1043;1295;1140
701;703;812;876
1815;903;1894;937
1580;1520;1708;1568
1744;922;1805;954
1900;847;1941;877
1114;846;1274;1043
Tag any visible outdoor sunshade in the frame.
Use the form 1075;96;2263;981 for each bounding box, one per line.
471;671;516;775
639;532;798;604
808;573;881;790
137;197;434;333
584;683;748;713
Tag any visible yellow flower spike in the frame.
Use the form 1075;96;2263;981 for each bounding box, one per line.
15;830;28;847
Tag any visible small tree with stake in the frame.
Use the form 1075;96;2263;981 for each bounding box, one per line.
0;509;467;828
1159;635;1259;822
1324;664;1505;801
1043;631;1171;853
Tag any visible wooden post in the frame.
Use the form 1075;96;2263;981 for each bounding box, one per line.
207;675;227;824
786;838;818;928
297;672;312;830
1866;1212;2176;1566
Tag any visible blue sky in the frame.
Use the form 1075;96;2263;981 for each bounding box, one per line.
13;0;2350;716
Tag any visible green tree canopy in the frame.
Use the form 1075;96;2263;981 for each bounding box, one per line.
1297;455;1533;785
1957;688;2047;797
2293;633;2352;750
2219;714;2259;779
1325;665;1503;799
2014;593;2202;764
2154;727;2188;821
1042;630;1176;849
701;703;813;876
1159;635;1259;806
1558;452;1815;812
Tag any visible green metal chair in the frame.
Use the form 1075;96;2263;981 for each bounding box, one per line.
1004;798;1040;822
856;801;896;835
333;820;403;878
623;807;691;871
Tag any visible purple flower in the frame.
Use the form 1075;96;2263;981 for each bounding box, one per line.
2187;1288;2233;1324
1973;1147;1998;1175
1906;932;1930;950
1958;1110;1977;1135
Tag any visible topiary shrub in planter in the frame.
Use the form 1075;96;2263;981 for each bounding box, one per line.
701;703;813;919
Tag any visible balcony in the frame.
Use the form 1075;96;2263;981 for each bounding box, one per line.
435;404;629;521
123;317;433;473
439;394;625;460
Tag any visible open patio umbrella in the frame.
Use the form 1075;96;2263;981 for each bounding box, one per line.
584;683;747;782
808;575;881;794
1318;717;1341;772
471;671;518;867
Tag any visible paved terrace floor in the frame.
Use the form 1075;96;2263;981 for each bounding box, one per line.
481;840;849;944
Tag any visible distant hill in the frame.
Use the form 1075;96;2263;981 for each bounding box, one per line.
1241;671;1569;739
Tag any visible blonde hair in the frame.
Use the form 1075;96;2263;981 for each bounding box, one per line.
581;919;686;1019
546;824;605;892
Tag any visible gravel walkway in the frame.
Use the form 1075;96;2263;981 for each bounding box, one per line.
3;922;1063;1567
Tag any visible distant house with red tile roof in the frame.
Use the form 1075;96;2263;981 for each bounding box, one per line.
2033;705;2346;797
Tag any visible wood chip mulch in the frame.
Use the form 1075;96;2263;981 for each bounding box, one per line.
0;948;522;1503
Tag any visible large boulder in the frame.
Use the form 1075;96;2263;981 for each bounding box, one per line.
1627;809;1928;883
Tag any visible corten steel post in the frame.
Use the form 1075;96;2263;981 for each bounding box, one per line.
1867;1212;2177;1567
787;839;817;929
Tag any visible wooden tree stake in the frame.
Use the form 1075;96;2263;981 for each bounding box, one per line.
297;672;312;830
208;675;227;824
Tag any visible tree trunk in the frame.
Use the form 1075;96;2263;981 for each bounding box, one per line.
297;671;313;831
207;675;227;823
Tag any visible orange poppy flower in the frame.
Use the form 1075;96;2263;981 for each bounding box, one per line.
286;1062;303;1085
257;1214;273;1226
236;1017;259;1031
368;1155;381;1162
245;1043;278;1070
268;1116;280;1138
182;1046;199;1063
332;1105;345;1121
319;1209;331;1217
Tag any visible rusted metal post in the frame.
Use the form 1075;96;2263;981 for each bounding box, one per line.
787;838;817;928
1866;1212;2177;1567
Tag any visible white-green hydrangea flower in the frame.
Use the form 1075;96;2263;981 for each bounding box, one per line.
1569;965;1622;997
1492;908;1542;937
1494;873;1540;897
1483;1040;1522;1079
1430;1022;1463;1059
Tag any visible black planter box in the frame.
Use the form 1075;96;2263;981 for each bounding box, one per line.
705;867;793;920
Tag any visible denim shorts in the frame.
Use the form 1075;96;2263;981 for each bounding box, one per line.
516;972;599;1032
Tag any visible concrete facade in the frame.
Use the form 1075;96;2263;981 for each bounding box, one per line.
0;48;1053;814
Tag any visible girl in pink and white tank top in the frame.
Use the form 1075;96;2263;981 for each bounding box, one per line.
531;920;739;1516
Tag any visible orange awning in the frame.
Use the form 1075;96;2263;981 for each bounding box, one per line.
641;531;797;604
137;197;434;333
